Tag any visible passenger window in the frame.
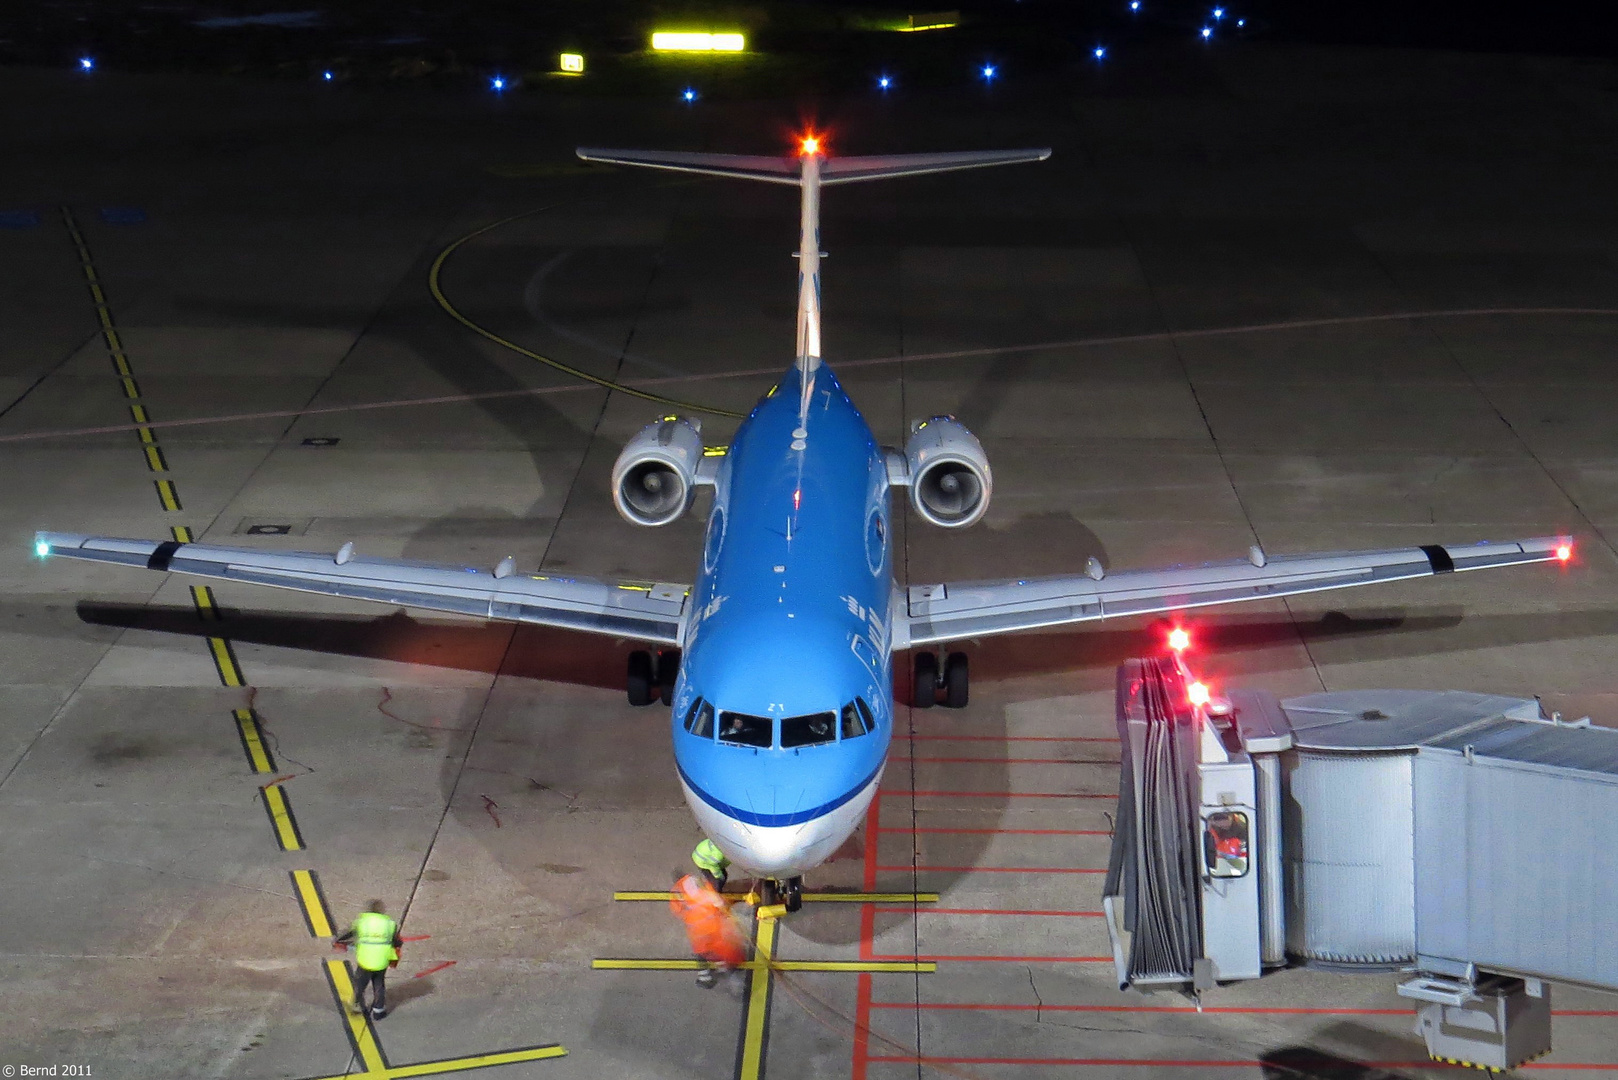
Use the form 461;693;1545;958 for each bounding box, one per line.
1203;811;1250;878
840;699;871;739
781;712;836;748
718;711;773;748
684;698;714;739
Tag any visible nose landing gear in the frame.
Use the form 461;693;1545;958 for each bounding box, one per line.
756;876;804;913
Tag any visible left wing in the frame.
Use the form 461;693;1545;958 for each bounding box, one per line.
900;536;1569;648
34;532;687;646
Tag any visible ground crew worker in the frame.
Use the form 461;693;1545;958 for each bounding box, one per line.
670;872;747;988
692;838;730;891
334;900;403;1019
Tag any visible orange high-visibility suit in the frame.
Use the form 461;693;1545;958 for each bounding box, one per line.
670;873;747;969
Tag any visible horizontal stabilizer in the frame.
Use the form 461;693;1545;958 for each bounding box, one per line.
576;148;800;184
575;147;1052;186
822;149;1050;184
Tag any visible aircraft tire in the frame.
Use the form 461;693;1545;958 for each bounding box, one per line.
656;649;680;706
627;651;654;707
758;879;780;907
912;652;937;709
943;652;969;709
784;876;803;912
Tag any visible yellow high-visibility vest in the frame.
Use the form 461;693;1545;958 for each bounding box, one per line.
352;911;397;972
692;839;729;875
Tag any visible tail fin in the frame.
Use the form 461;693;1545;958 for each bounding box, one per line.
575;144;1050;419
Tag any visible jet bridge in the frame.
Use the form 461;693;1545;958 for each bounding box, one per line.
1102;656;1618;1071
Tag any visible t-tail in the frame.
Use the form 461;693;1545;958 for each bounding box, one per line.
575;141;1051;419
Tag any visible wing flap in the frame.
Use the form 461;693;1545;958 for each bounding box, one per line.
37;532;685;645
905;537;1567;647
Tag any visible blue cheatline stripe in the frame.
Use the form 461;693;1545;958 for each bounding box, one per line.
677;759;883;827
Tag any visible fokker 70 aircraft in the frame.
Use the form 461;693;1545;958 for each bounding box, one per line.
37;138;1570;911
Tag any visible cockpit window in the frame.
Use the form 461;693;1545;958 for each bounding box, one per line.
718;711;773;748
841;698;873;739
684;698;714;739
781;712;837;749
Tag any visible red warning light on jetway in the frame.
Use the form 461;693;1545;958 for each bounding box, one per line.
1167;626;1191;653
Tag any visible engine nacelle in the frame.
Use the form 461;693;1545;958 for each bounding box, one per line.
903;415;992;528
612;416;707;527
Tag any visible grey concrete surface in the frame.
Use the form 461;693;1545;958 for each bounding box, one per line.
3;38;1618;1080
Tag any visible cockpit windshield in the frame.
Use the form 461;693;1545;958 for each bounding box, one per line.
781;712;836;748
718;711;773;748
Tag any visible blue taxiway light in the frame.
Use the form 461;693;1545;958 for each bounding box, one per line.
1213;6;1225;18
682;87;697;102
1093;46;1106;60
1201;26;1213;38
78;57;94;71
1130;0;1141;9
981;65;996;80
1237;18;1246;26
878;75;891;90
490;76;506;91
321;70;333;81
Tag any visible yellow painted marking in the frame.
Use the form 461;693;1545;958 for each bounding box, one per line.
143;444;167;472
112;354;132;377
129;402;147;423
171;525;193;543
613;891;939;904
738;915;775;1080
591;958;934;973
383;1047;568;1077
99;309;116;334
121;376;140;399
137;426;155;444
88;281;107;305
208;636;244;687
261;783;304;850
324;960;388;1072
291;869;334;937
154;479;181;511
191;584;220;620
235;708;275;773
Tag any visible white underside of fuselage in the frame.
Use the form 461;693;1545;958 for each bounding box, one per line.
679;766;885;880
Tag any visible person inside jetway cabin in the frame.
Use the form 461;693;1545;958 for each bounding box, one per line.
334;899;404;1019
670;871;748;988
1204;812;1249;877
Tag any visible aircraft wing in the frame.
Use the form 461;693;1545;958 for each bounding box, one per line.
34;532;686;646
900;536;1570;648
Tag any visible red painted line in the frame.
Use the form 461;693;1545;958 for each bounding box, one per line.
870;1002;1618;1017
904;735;1119;743
872;908;1104;917
853;796;879;1080
852;972;872;1080
883;791;1116;800
892;756;1118;765
867;1057;1618;1070
412;960;456;979
869;954;1113;963
877;865;1107;874
886;835;1113;841
400;934;431;942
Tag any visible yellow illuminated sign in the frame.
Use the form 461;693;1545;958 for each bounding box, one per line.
651;32;745;52
559;53;584;73
896;11;959;31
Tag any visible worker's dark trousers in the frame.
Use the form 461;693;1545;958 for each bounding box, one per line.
353;966;387;1011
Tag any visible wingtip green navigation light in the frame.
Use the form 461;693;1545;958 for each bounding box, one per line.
35;540;50;559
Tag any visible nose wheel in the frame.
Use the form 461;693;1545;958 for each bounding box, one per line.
755;877;804;913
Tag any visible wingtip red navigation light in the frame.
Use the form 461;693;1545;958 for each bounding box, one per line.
1557;541;1573;563
1188;681;1211;708
1167;626;1191;653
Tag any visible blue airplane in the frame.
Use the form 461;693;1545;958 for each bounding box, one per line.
36;136;1571;911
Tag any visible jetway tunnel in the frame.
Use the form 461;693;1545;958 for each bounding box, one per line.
1102;656;1618;1071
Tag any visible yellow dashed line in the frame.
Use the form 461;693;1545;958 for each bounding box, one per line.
291;870;334;938
154;478;181;511
143;444;167;472
260;783;305;851
190;584;220;620
171;525;193;543
208;636;245;687
112;354;132;377
235;708;275;774
121;375;141;399
323;960;388;1072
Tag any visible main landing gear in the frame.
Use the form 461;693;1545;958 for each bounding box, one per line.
758;877;804;913
627;649;679;707
912;651;969;709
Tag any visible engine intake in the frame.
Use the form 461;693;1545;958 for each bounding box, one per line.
904;416;992;528
612;416;707;527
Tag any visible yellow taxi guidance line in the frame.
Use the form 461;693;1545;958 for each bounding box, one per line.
737;915;776;1080
386;1045;567;1079
323;959;388;1073
612;890;939;903
235;708;276;773
292;869;334;938
261;783;305;851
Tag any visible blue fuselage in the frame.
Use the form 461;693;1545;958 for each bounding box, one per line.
671;363;893;877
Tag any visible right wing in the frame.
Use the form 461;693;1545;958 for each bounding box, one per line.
901;536;1570;648
35;532;686;646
